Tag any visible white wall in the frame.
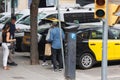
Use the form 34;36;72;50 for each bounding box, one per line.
18;0;28;11
7;0;11;12
60;0;76;4
7;0;76;12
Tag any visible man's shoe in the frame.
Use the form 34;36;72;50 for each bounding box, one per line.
7;62;11;65
54;69;58;72
8;62;18;66
42;62;48;66
59;69;62;71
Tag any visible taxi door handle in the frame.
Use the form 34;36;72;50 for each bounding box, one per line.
90;44;96;46
115;43;120;45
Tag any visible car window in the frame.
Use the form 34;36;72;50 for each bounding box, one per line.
90;28;102;39
18;13;47;25
77;31;89;40
19;16;30;25
1;14;24;24
15;14;23;20
17;16;29;23
46;14;58;19
0;17;10;24
64;13;100;23
37;23;51;33
38;13;47;20
110;28;120;39
0;14;4;18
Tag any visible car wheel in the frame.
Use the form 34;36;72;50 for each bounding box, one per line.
78;53;95;69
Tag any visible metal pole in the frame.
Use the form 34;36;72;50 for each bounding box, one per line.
102;0;108;80
57;0;65;74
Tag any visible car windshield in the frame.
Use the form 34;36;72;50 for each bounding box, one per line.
37;23;51;33
18;16;30;25
0;14;4;18
15;14;23;20
0;14;24;24
19;16;30;25
38;12;47;20
0;17;10;24
18;13;47;25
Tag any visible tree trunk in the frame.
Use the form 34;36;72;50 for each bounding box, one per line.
30;0;40;65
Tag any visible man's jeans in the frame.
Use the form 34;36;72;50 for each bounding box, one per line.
51;48;63;69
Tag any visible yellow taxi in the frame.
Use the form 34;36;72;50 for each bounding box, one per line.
76;25;120;69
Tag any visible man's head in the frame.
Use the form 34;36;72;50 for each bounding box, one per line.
50;22;58;28
52;21;58;27
11;16;16;24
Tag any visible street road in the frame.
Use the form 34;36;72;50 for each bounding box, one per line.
78;62;120;80
0;47;120;80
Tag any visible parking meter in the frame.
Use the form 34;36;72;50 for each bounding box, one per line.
64;26;77;80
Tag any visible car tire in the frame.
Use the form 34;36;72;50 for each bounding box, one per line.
78;53;95;69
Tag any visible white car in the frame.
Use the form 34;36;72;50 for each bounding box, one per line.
0;9;30;44
0;9;30;29
0;12;11;20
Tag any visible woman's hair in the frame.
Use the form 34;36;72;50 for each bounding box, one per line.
2;23;10;33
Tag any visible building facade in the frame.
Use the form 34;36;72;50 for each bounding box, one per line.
4;0;76;12
60;0;75;4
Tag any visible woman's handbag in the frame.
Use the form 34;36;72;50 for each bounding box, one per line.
6;43;12;49
7;42;15;51
8;44;13;49
44;43;51;56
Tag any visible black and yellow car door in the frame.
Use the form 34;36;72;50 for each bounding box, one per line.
89;39;102;61
89;29;102;61
107;40;116;60
110;28;120;59
114;40;120;59
89;40;116;61
89;28;119;61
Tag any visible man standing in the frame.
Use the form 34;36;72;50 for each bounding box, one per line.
2;16;18;66
47;22;65;71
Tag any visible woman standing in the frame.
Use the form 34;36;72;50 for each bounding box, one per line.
2;23;16;70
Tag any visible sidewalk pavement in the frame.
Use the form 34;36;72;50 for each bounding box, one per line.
0;50;98;80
